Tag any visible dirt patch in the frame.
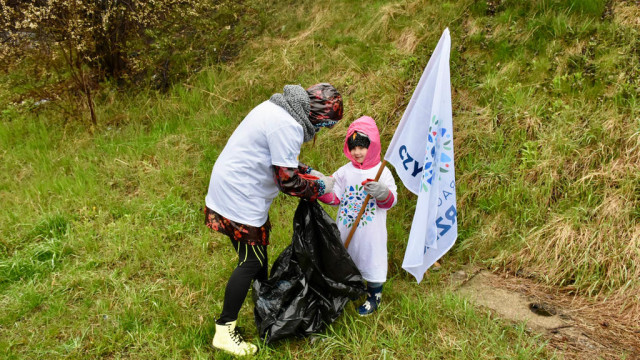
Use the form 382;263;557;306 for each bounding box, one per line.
455;270;640;360
458;271;566;330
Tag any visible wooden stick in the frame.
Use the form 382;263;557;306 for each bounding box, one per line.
344;160;387;249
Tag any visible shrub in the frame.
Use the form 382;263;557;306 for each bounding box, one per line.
0;0;264;124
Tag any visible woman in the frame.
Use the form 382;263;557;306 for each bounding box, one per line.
204;83;343;356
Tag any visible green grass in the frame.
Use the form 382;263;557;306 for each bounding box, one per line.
2;0;639;358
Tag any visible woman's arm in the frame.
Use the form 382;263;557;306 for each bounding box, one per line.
273;165;330;201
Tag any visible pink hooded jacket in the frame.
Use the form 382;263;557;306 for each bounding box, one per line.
319;116;394;208
343;116;382;170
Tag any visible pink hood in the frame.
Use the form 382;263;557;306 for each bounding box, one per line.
343;116;381;170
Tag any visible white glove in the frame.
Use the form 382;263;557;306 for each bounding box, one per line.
363;181;389;201
309;169;324;178
318;176;335;195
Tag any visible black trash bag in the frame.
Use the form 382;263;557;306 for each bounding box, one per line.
253;199;366;343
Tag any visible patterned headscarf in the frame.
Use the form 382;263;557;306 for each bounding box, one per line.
306;83;343;129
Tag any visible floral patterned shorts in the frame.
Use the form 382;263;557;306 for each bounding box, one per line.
204;207;271;246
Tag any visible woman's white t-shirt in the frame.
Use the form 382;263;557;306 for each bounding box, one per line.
332;162;397;283
205;101;303;227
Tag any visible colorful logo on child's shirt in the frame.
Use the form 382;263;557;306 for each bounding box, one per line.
338;184;376;228
422;116;453;193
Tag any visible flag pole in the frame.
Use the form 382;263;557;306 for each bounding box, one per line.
344;160;388;249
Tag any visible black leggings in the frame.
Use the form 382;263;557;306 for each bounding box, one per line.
217;238;268;324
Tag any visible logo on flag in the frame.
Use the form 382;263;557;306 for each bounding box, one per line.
384;28;457;283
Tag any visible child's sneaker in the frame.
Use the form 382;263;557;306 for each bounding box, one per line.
357;285;382;316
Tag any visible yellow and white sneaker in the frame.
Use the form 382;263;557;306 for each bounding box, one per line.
212;320;257;356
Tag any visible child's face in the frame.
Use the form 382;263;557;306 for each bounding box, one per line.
350;146;368;164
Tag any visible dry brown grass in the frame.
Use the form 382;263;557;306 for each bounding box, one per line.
500;210;640;327
508;207;639;283
489;271;640;359
395;29;420;54
614;1;640;29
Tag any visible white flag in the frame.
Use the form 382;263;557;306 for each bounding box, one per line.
384;28;457;283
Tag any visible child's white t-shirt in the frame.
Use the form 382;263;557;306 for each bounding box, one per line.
205;101;303;227
332;162;397;283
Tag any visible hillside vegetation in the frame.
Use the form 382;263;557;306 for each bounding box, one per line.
1;0;638;359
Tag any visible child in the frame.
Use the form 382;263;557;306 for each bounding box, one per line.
318;116;397;316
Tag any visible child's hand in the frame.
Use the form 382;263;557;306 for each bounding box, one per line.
362;179;390;201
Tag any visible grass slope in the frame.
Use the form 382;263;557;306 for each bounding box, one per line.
1;0;638;358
